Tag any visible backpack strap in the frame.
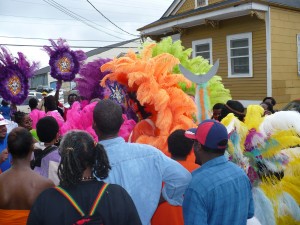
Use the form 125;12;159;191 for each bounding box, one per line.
89;183;109;216
55;186;86;217
32;145;57;169
54;183;109;217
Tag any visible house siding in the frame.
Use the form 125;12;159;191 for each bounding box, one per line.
209;0;223;5
175;0;223;15
180;15;267;101
270;6;300;107
176;0;195;14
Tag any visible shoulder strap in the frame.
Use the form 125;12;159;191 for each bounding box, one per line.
54;183;109;217
89;183;109;216
32;145;57;168
55;186;86;217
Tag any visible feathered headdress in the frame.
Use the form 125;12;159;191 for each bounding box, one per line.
75;58;112;100
43;38;87;81
0;46;39;105
140;37;232;109
75;58;137;121
60;101;136;142
222;106;300;224
100;46;197;152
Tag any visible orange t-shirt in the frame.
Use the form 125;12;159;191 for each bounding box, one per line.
0;209;30;225
151;160;199;225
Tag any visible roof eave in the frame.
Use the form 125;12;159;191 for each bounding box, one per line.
139;2;269;36
162;0;182;18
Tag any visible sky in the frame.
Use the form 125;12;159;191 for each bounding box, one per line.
0;0;173;68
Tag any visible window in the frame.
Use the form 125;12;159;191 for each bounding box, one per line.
297;34;300;76
227;32;253;77
192;38;212;64
195;0;208;7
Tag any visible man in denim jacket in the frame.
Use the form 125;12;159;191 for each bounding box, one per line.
93;99;191;225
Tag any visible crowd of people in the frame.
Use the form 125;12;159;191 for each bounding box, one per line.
0;91;284;225
1;36;299;225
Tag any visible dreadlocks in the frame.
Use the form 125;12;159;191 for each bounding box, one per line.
57;131;111;187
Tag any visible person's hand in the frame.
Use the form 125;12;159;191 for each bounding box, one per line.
0;149;8;164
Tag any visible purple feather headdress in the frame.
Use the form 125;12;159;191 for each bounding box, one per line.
0;46;39;105
43;38;87;81
75;58;112;100
75;58;138;121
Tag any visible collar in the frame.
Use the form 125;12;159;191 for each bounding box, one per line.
99;137;124;147
200;155;228;170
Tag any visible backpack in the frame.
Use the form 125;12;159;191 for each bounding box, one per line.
55;183;109;225
30;145;58;169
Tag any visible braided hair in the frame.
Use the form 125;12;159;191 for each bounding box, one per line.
58;131;111;187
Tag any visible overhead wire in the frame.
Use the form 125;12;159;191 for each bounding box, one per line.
52;0;142;35
0;43;139;49
45;0;130;36
0;35;124;42
41;0;128;40
86;0;139;37
0;13;156;22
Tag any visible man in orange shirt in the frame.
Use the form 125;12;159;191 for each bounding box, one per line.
151;129;199;225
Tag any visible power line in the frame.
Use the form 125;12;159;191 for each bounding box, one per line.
0;13;154;22
43;0;127;38
9;0;163;11
86;0;139;37
0;43;139;49
47;0;139;37
0;35;123;42
41;0;128;40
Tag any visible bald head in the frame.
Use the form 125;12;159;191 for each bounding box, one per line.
93;99;124;136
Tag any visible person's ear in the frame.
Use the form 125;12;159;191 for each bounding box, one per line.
55;132;60;140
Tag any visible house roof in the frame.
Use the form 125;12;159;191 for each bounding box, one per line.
138;0;300;33
34;38;139;75
265;0;300;9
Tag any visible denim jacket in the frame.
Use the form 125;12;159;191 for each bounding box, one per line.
99;137;191;225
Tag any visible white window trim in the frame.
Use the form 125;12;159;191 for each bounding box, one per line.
192;38;213;64
297;34;300;76
227;32;253;78
195;0;208;8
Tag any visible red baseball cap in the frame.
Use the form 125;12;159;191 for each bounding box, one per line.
185;119;228;150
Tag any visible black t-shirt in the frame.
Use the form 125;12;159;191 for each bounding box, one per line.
27;181;142;225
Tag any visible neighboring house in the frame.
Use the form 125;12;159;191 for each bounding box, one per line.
138;0;300;108
30;38;140;92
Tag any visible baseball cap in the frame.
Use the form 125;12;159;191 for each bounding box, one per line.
42;92;48;95
0;114;9;126
185;119;228;150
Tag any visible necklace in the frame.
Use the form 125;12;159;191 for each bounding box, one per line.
80;176;96;181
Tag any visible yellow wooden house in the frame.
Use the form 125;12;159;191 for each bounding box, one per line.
138;0;300;108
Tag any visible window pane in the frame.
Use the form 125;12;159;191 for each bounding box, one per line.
231;48;249;57
197;0;206;6
196;44;209;52
196;52;210;60
231;57;249;74
231;39;248;48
